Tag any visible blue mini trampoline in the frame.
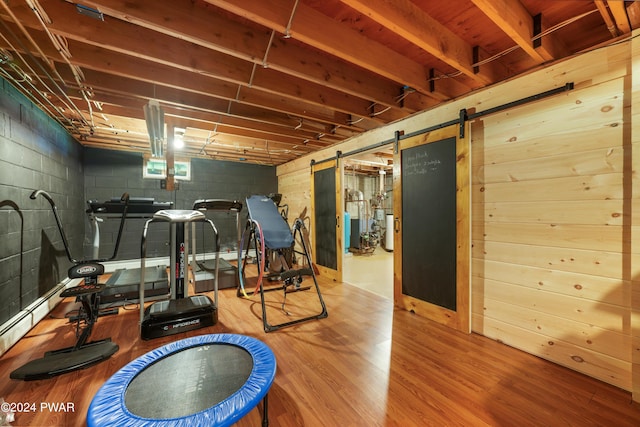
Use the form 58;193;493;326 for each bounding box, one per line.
87;334;276;427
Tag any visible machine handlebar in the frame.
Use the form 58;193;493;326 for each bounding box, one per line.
31;189;130;263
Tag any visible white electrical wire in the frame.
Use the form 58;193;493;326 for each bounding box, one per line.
427;9;601;83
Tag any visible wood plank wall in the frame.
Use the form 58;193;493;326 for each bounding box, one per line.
277;36;637;398
471;64;630;390
277;167;311;225
631;28;640;401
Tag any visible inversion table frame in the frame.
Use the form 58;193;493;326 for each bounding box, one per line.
239;195;328;332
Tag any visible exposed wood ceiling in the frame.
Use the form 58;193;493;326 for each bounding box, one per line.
0;0;638;167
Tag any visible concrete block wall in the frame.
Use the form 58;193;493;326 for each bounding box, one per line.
83;149;277;261
0;79;84;327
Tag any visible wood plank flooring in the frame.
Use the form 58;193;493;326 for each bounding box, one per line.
1;274;639;426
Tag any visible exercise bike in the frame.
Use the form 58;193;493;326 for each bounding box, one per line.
10;190;129;381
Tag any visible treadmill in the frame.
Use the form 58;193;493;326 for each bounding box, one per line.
191;199;243;292
86;197;173;307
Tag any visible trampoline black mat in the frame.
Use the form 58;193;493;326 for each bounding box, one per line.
124;343;253;419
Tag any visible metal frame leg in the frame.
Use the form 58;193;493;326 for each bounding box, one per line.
262;393;269;427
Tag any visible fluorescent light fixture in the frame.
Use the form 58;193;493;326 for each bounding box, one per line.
143;100;165;157
76;4;104;21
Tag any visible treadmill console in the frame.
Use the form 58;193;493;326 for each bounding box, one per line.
87;197;173;216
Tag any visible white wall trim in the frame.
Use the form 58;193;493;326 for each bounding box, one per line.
0;251;238;357
0;277;81;356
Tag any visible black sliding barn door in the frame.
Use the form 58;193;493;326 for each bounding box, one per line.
393;124;470;333
311;159;342;282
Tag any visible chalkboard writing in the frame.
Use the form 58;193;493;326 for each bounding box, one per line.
403;150;443;176
401;136;457;311
314;166;337;270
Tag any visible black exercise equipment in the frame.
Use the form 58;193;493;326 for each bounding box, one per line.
191;199;243;292
10;190;129;381
86;197;173;307
239;195;327;332
139;209;219;340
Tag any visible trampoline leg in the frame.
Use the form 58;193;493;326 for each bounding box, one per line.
262;393;269;427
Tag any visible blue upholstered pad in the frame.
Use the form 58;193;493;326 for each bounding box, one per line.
87;334;276;427
246;195;293;250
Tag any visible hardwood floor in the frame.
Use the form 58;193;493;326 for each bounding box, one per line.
1;274;639;426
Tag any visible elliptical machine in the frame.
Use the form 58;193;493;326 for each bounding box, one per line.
10;190;129;381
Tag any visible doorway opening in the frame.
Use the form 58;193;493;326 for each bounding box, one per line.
341;145;394;299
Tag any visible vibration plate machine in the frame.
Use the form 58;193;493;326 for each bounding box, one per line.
139;209;220;340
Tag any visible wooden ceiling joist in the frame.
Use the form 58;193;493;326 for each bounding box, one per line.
0;0;633;166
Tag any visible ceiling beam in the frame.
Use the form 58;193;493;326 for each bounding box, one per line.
204;0;467;100
470;0;566;62
77;0;431;114
51;68;348;147
594;1;620;37
3;11;399;126
85;97;333;149
75;109;305;165
0;23;380;133
338;0;509;84
629;1;640;29
607;0;632;34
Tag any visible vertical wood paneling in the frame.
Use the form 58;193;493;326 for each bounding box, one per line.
630;28;640;402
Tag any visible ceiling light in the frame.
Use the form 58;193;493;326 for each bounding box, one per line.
174;128;185;149
143;100;165;157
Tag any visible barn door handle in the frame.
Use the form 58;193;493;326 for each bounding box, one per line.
394;217;400;233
